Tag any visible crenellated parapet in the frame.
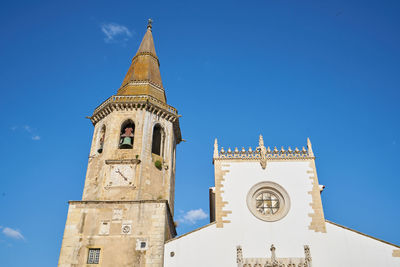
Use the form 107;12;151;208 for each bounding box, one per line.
213;136;315;167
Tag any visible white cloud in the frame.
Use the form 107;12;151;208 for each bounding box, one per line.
1;227;24;240
11;125;40;141
101;23;132;43
23;125;32;133
179;208;208;224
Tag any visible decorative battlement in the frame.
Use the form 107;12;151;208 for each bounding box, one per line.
213;136;315;167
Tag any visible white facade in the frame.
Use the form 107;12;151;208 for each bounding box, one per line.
164;138;400;267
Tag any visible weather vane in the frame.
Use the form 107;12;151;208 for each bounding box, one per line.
147;18;153;30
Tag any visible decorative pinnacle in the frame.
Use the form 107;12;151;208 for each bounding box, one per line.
259;134;265;147
147;18;153;30
270;244;276;261
213;138;219;158
307;137;314;157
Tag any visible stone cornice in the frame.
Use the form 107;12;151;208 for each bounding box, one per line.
90;95;182;142
105;159;141;165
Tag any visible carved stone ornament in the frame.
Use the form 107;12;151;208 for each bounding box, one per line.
257;135;267;169
237;244;312;267
237;246;243;264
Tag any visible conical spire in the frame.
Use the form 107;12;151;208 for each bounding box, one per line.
136;19;157;57
117;19;166;103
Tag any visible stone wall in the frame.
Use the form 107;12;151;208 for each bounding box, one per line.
58;200;175;267
82;109;176;213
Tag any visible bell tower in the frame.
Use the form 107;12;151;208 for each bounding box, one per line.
58;20;181;267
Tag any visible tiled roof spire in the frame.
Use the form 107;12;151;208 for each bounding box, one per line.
117;19;166;103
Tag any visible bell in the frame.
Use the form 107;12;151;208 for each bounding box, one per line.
119;137;133;149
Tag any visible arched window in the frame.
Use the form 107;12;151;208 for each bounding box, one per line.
152;124;164;156
97;125;106;153
119;120;135;149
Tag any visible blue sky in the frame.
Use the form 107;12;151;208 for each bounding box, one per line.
0;0;399;266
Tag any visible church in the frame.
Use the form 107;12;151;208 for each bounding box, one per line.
58;21;400;267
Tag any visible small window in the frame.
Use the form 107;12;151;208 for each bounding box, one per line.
119;120;135;149
152;124;164;156
87;248;101;264
136;239;148;251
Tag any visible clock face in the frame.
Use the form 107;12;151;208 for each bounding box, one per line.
122;225;131;234
106;164;135;188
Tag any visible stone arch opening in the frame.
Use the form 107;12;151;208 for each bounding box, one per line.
119;120;135;149
152;124;164;156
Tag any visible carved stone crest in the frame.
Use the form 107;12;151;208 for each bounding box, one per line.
237;244;312;267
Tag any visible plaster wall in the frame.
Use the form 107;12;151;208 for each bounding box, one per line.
164;160;400;267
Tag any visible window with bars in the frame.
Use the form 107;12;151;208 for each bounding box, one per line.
87;248;101;264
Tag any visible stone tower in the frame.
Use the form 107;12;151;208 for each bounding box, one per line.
58;20;181;267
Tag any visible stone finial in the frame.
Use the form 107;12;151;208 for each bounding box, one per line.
214;138;219;158
307;137;314;157
259;134;265;147
270;244;276;262
147;18;153;30
257;134;267;169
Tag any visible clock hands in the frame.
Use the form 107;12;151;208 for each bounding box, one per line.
115;169;129;181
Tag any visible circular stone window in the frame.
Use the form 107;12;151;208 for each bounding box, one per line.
246;181;290;222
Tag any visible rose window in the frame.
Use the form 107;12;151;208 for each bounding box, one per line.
247;182;290;222
255;191;280;215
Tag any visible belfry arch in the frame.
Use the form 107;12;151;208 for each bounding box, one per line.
119;120;135;149
152;123;165;156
